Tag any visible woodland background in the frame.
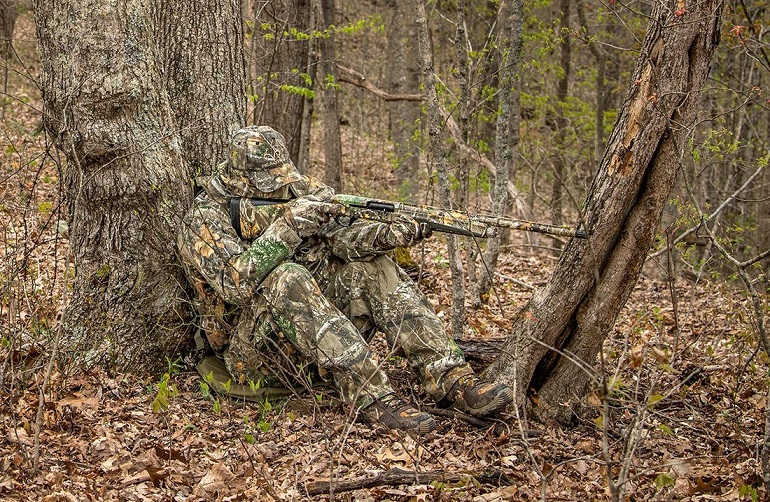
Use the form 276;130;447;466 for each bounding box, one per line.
1;0;769;500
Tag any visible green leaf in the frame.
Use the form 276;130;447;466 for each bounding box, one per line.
151;393;168;413
654;473;675;489
739;484;758;502
647;394;664;406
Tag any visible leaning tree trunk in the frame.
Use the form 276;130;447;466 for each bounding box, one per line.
486;0;723;424
34;0;245;373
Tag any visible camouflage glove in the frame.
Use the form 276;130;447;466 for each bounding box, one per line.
282;197;337;238
378;214;432;249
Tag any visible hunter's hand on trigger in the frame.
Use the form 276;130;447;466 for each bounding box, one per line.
283;197;339;237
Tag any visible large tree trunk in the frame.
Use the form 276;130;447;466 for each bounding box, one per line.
155;0;245;171
486;0;723;423
34;0;245;373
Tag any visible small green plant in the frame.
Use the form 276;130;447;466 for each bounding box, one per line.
151;372;178;413
242;416;256;444
257;419;271;432
739;484;759;502
166;357;183;375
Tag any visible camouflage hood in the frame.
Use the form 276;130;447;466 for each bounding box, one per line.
220;125;303;193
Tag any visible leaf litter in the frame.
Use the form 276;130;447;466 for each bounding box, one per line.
1;10;767;502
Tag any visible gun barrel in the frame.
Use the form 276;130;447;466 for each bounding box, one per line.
470;215;587;239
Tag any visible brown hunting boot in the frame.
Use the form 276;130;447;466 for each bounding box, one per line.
446;374;514;417
361;394;436;434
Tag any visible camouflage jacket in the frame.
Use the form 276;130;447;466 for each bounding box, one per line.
177;173;401;352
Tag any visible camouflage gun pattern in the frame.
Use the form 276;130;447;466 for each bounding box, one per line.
229;194;588;240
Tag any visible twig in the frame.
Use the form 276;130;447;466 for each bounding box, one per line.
648;160;764;260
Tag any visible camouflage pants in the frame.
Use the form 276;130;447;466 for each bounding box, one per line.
224;255;471;408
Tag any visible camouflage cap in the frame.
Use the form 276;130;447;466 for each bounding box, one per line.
225;125;303;192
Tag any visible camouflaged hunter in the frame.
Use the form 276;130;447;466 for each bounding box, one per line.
177;125;514;434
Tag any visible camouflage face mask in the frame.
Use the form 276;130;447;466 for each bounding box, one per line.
225;125;303;192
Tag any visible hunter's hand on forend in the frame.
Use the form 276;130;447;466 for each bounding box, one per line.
283;197;339;237
379;214;432;248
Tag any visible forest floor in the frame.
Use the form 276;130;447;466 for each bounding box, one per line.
1;10;768;502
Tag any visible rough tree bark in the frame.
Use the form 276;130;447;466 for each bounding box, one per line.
154;0;245;173
34;0;245;373
485;0;723;424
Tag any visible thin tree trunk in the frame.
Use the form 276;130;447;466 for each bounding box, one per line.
34;0;245;373
485;0;724;424
385;0;421;198
472;0;523;307
575;0;608;165
1;0;17;120
251;0;311;161
550;0;571;252
317;0;342;190
414;0;464;338
450;0;470;337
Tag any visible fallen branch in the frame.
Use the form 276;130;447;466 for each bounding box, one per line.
301;467;515;496
335;64;422;102
455;337;506;364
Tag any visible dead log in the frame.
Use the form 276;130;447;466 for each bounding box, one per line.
455;337;506;365
301;467;515;496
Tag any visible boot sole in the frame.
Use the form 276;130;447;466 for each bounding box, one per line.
464;387;514;417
